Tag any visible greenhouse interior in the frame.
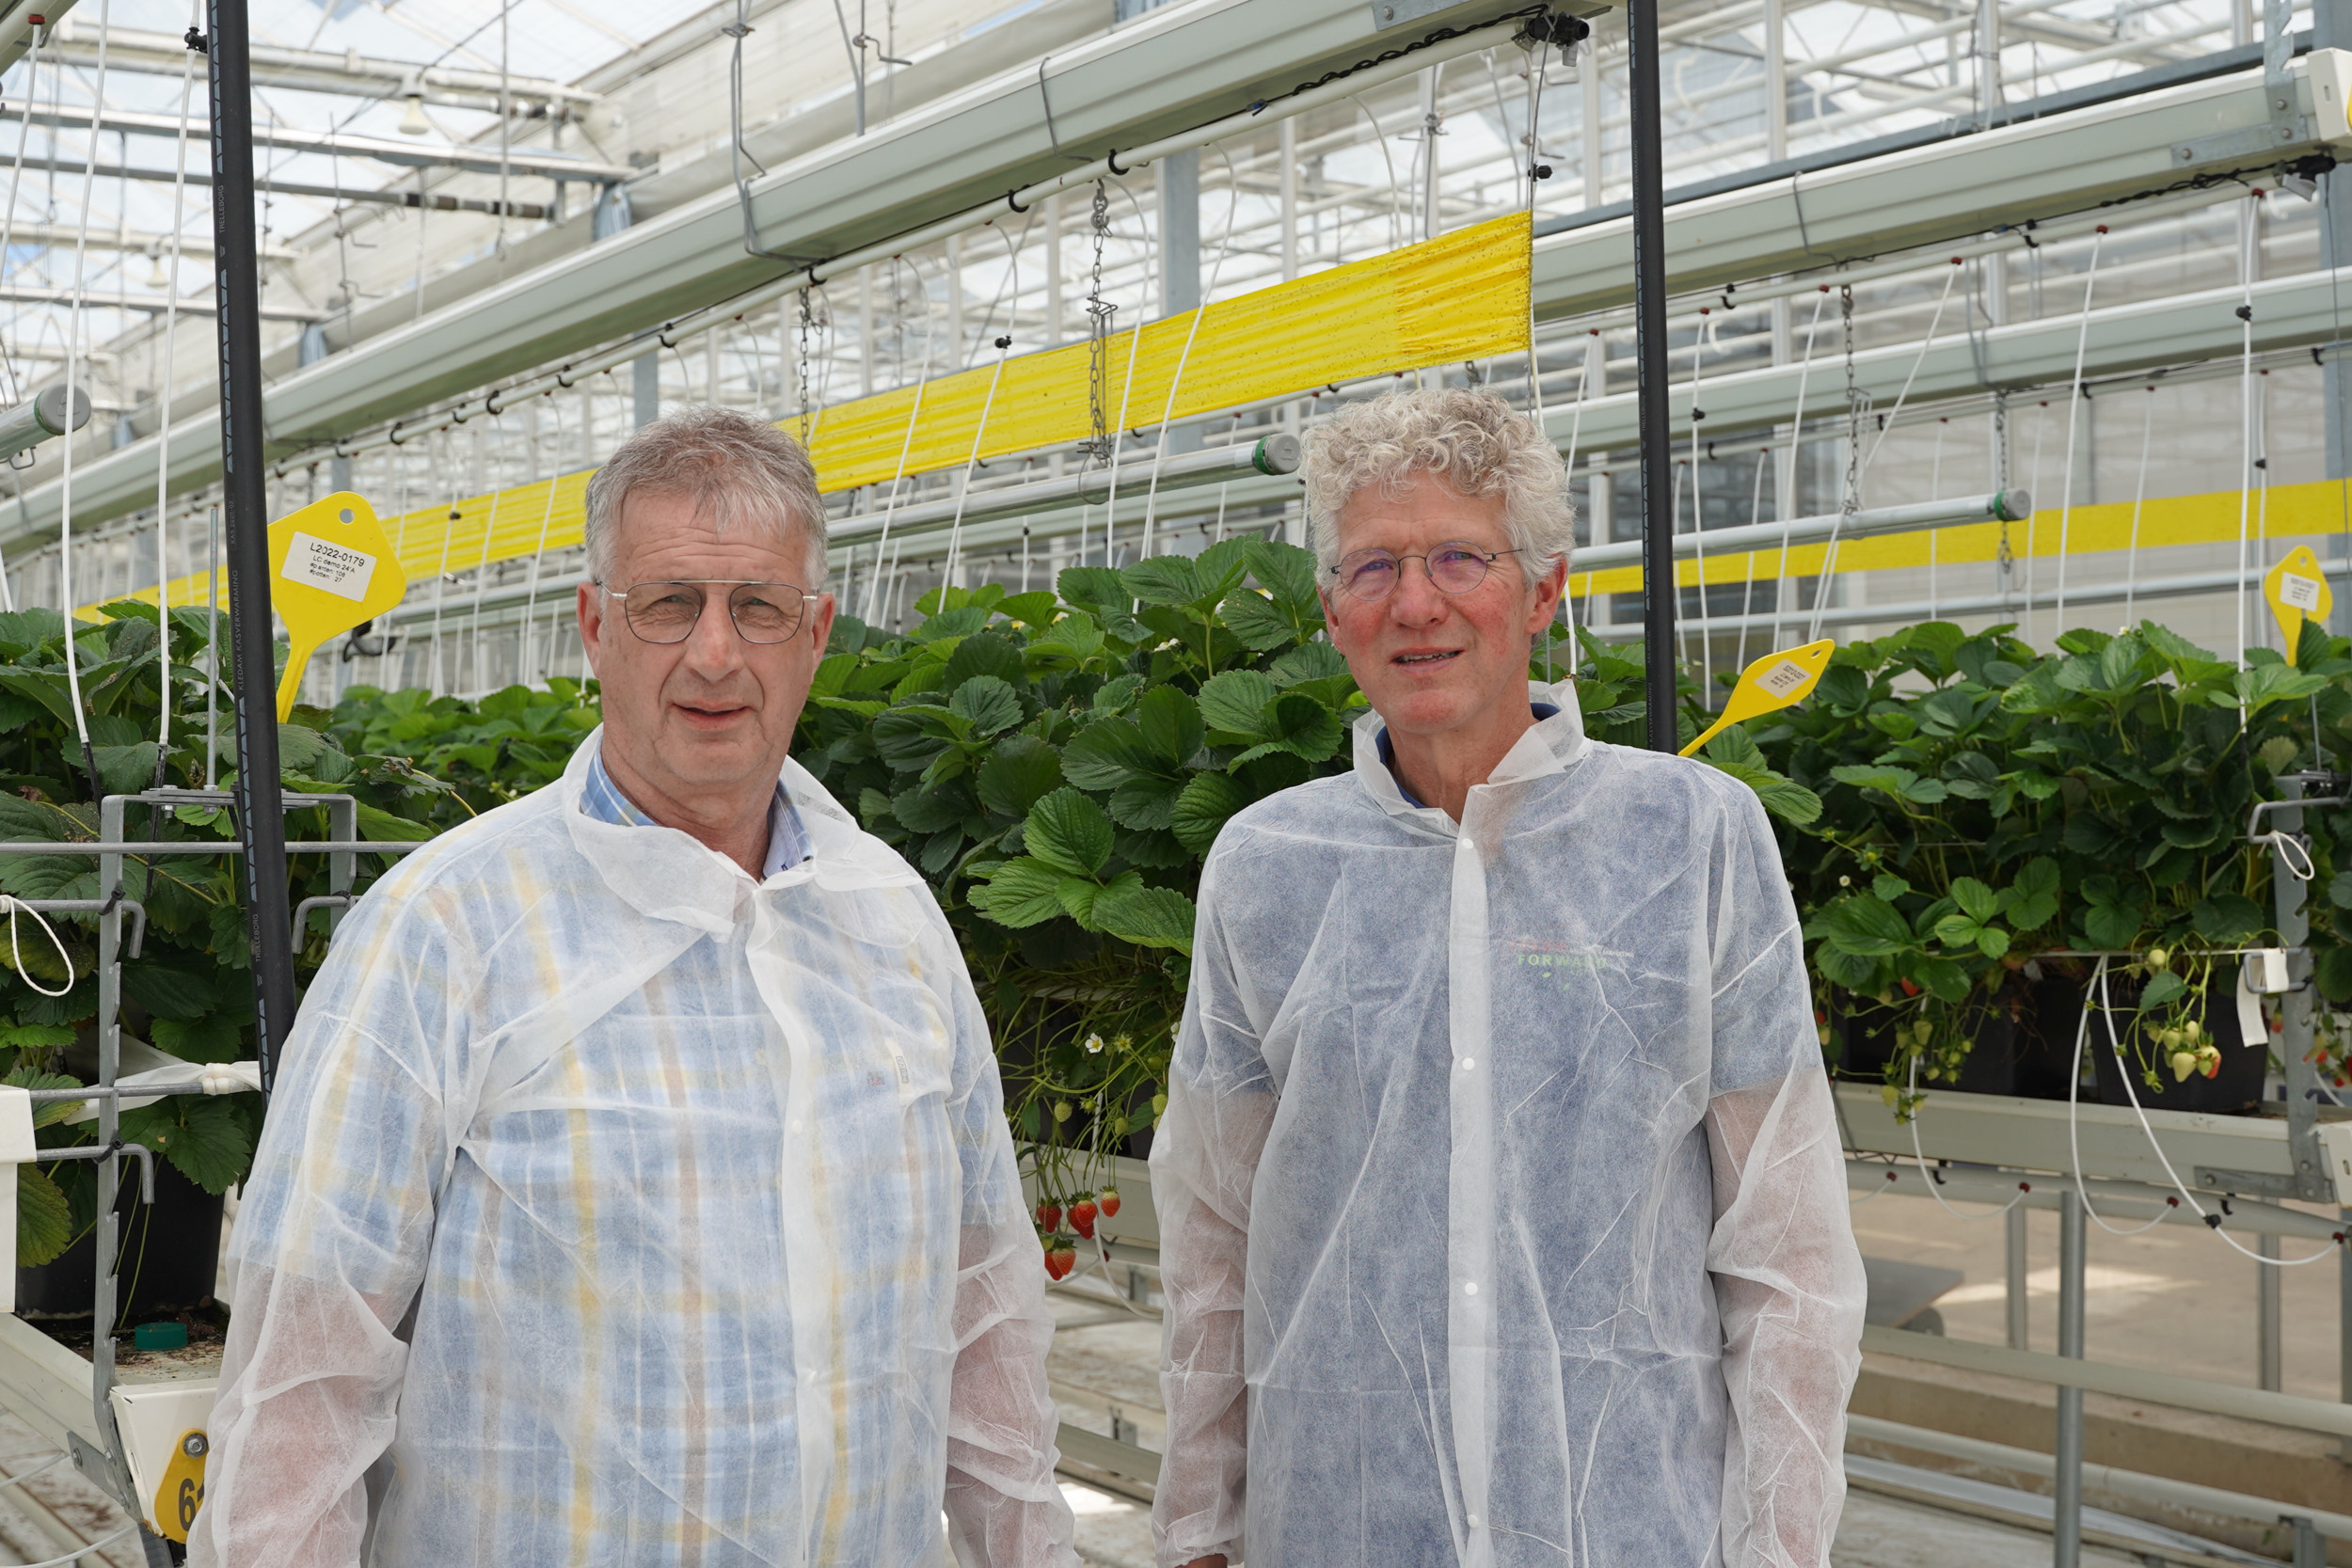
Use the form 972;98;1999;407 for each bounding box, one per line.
0;0;2349;1563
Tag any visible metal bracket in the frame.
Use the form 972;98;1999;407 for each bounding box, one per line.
2174;118;2312;166
1370;0;1460;26
2193;1164;2315;1202
68;1430;139;1519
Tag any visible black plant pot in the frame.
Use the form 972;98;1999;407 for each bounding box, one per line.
15;1161;223;1323
2083;974;2270;1115
1834;977;2065;1098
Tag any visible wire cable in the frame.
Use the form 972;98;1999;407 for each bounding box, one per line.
942;340;1010;590
2052;227;2106;638
152;1;200;775
56;0;114;804
0;895;73;998
2124;384;2154;624
517;399;564;683
1140;144;1243;559
2076;958;2344;1262
1771;290;1830;651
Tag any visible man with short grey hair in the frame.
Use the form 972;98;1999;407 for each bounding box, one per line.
194;407;1077;1567
1152;388;1865;1568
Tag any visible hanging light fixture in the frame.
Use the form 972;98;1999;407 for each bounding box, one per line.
145;245;168;289
398;76;430;135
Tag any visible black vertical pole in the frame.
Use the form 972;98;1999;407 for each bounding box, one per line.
207;0;297;1091
1628;0;1678;752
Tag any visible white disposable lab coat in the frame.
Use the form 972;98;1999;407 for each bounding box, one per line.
189;734;1074;1568
1151;687;1865;1568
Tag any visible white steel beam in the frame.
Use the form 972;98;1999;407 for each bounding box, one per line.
0;103;633;184
42;23;598;113
1530;48;2352;320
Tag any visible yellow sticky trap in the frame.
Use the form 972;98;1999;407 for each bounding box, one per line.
151;1428;207;1544
266;492;407;720
2264;545;2333;664
1680;640;1836;758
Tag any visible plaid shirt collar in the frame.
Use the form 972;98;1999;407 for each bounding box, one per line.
579;746;813;879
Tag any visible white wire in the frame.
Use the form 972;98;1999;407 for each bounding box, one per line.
0;22;45;407
1850;1165;1901;1205
517;399;564;681
1;1523;137;1568
1689;311;1712;699
2125;385;2154;626
151;4;199;768
2064;961;2175;1237
943;343;1010;589
465;425;509;691
1904;1051;2029;1220
859;336;936;624
2235;199;2258;668
1140;144;1243;558
2078;958;2343;1263
2052;228;2106;639
1771;291;1830;650
55;0;113;775
2252;830;2314;883
0;896;74;998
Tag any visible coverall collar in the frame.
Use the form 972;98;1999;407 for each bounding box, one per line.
1353;679;1589;829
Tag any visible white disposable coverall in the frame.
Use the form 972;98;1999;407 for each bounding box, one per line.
189;735;1075;1568
1151;687;1865;1568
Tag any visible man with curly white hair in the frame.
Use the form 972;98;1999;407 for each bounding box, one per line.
1150;388;1865;1568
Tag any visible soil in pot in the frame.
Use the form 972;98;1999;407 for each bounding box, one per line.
16;1160;224;1322
2081;973;2269;1115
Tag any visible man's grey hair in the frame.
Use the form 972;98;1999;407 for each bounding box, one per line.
1302;388;1574;582
583;405;828;586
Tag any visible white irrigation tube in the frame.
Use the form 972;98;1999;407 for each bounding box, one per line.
0;896;74;998
1904;1052;2028;1222
276;14;1530;472
0;23;44;407
2076;958;2343;1264
2052;226;2106;639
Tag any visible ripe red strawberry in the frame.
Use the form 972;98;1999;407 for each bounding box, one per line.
1035;1202;1061;1231
1071;1199;1098;1240
1097;1188;1120;1220
1044;1242;1077;1281
1899;978;1920;997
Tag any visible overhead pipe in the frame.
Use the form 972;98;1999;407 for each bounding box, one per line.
0;387;91;464
1569;489;2030;573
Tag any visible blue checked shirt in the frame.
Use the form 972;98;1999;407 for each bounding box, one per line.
579;748;815;876
193;734;1075;1568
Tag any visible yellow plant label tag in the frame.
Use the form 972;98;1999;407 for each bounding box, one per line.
152;1428;207;1544
1680;639;1836;758
268;492;408;719
2265;545;2334;663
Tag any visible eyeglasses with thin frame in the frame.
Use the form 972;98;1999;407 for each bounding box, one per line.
1324;543;1524;603
596;579;821;645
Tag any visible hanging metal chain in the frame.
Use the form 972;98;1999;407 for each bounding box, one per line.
1077;180;1117;465
1839;283;1869;523
794;285;818;440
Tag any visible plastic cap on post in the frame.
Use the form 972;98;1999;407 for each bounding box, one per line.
1253;432;1302;476
133;1323;188;1352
